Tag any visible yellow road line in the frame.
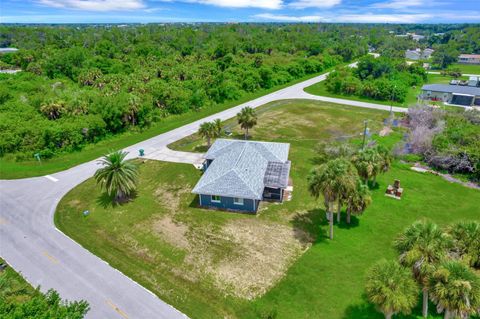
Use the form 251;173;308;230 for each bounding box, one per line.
42;250;59;264
106;299;129;319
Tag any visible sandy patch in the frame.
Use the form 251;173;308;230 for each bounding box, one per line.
154;182;191;213
152;216;189;249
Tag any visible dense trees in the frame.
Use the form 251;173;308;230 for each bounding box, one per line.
325;55;426;103
0;24;368;160
94;150;139;202
367;220;480;318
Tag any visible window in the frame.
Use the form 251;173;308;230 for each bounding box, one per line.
211;195;221;203
233;198;244;205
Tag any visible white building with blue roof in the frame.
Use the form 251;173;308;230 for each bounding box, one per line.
192;139;291;213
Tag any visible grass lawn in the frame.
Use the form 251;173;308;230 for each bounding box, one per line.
55;100;480;319
446;63;480;75
0;66;343;180
303;73;469;108
0;258;36;304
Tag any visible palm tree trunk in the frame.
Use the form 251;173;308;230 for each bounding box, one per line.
337;200;341;223
444;309;450;319
347;207;351;224
422;288;428;318
207;137;211;147
245;127;249;140
329;211;334;240
385;312;392;319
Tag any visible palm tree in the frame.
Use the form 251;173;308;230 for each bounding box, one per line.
198;121;214;147
308;158;358;239
429;261;480;319
94;150;139;202
352;147;382;185
346;181;372;224
237;107;257;140
394;220;451;318
212;118;223;138
447;221;480;269
365;259;418;319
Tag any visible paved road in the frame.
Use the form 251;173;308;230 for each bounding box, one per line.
0;62;406;319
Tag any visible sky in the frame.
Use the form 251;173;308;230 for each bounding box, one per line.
1;0;480;24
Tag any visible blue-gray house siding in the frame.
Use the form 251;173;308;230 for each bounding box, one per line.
199;194;259;213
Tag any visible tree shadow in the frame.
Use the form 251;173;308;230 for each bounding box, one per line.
193;145;209;152
290;208;328;245
337;213;360;229
342;298;383;319
96;191;138;209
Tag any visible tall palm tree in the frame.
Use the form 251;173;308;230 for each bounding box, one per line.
365;259;418;319
94;150;139;202
308;158;358;239
237;107;257;140
212;118;223;138
447;221;480;269
429;261;480;319
394;220;451;318
198;121;214;147
346;181;372;224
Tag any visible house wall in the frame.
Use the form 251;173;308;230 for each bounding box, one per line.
458;57;480;65
263;187;283;201
199;194;258;212
421;90;452;102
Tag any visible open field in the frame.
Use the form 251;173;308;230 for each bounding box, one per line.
447;63;480;75
303;73;469;108
56;100;480;319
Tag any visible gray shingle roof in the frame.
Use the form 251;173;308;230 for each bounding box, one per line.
422;84;480;96
192;139;290;200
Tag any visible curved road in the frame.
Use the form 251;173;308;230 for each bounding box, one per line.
0;64;407;319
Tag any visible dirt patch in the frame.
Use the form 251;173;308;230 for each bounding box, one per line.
152;216;189;249
154;182;191;213
210;219;310;299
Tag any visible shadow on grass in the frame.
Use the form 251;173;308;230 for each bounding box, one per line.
342;298;383;319
337;213;360;229
96;191;138;209
290;208;328;245
193;145;209;152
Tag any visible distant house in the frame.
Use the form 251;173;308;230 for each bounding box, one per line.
458;54;480;65
192;139;291;213
405;48;434;60
0;48;18;54
396;33;425;42
420;84;480;107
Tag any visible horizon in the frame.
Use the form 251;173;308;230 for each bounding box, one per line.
1;0;480;24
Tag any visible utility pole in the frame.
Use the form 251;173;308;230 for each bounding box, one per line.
362;120;368;150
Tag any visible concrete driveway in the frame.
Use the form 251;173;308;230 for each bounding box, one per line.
0;61;407;319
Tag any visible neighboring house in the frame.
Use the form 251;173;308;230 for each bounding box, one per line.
420;84;480;107
458;54;480;65
192;139;291;213
405;48;434;61
0;48;18;54
396;33;425;41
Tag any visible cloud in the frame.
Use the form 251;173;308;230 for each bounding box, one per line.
253;12;433;23
159;0;283;9
370;0;425;9
38;0;146;11
288;0;341;9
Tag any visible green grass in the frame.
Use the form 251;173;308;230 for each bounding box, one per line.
446;63;480;75
0;67;343;180
303;73;469;108
55;100;480;319
0;258;36;305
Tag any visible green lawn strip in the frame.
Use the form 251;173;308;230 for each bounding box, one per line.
446;63;480;75
0;62;350;180
0;258;37;305
303;73;469;109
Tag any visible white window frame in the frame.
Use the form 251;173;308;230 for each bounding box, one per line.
233;197;244;205
211;195;221;203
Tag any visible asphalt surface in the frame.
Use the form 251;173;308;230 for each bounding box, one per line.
0;63;407;319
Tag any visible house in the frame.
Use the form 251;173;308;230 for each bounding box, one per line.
192;139;291;213
396;33;425;41
420;84;480;107
458;54;480;65
405;48;434;61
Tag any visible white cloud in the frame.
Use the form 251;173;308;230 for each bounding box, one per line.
253;12;433;23
288;0;341;9
254;13;324;21
38;0;146;11
370;0;425;9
